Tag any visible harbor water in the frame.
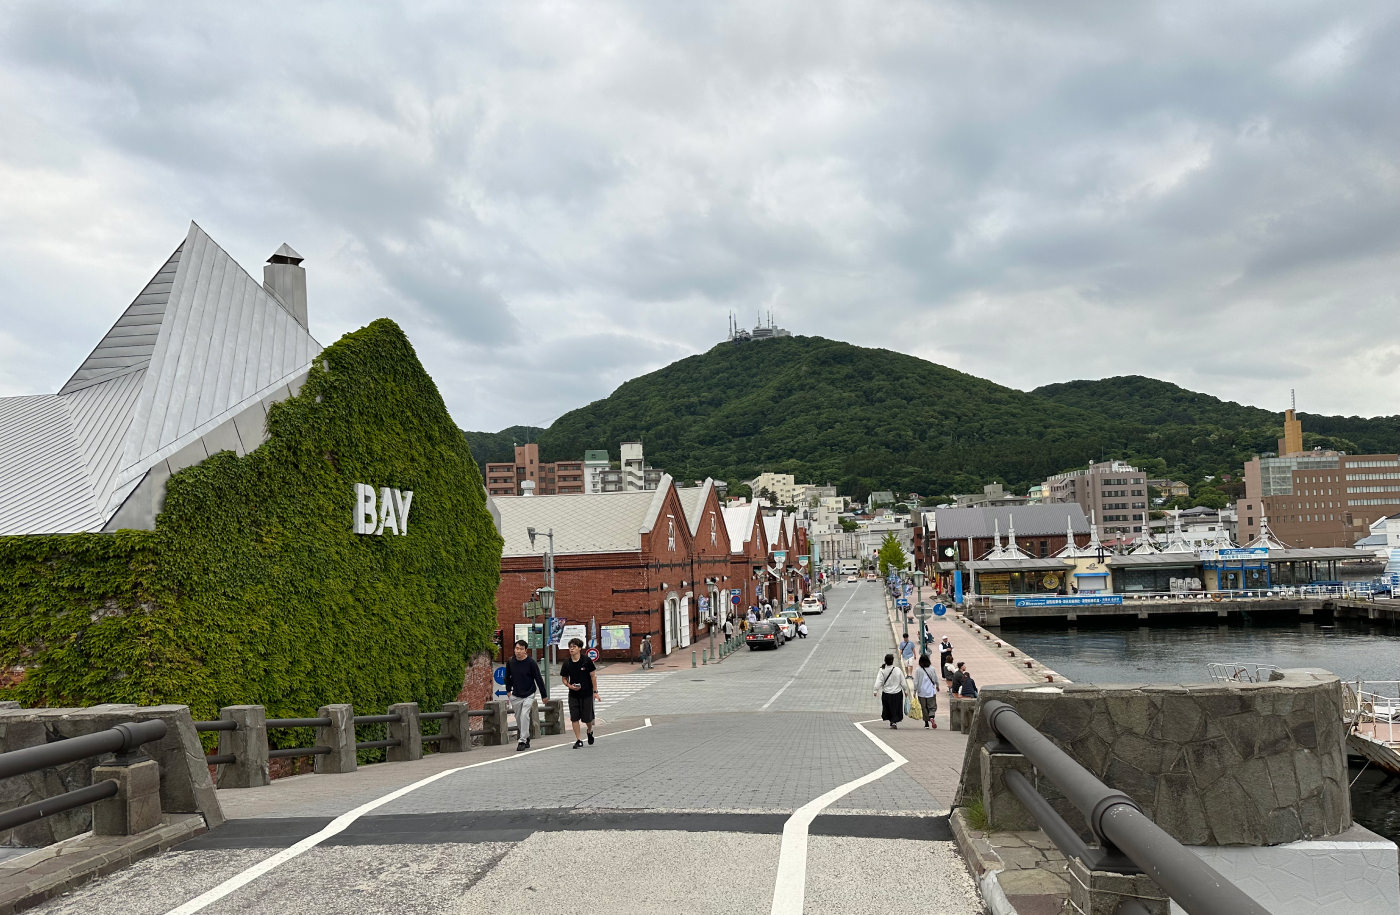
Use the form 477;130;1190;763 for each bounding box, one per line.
1001;617;1400;843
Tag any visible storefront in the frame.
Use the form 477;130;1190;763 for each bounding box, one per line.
1107;554;1206;594
966;558;1076;596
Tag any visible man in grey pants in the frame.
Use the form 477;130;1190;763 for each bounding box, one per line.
503;640;547;751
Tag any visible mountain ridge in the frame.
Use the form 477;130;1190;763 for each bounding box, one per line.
462;336;1399;499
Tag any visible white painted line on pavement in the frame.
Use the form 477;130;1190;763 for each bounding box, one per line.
768;718;907;915
163;719;656;915
761;583;861;711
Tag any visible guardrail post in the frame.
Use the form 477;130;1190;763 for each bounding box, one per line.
91;759;162;836
978;746;1037;831
438;702;473;752
484;699;510;746
314;704;356;774
1067;858;1168;915
216;705;269;788
386;703;421;762
542;698;564;736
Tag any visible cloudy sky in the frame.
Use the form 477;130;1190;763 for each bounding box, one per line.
2;1;1398;432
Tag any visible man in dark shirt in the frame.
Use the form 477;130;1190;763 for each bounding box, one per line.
504;640;546;751
559;637;600;748
958;667;979;698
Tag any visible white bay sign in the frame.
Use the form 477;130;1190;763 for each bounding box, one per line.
354;483;414;536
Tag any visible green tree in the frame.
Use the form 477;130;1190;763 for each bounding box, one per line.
877;532;907;578
839;518;859;533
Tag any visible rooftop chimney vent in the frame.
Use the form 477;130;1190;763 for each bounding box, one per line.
264;243;308;329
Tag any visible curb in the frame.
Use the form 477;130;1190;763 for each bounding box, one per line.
949;615;1072;685
0;814;207;915
950;807;1005;915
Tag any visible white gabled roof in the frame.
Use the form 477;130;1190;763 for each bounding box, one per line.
676;480;714;536
722;501;760;555
0;222;322;535
763;512;782;550
493;477;674;558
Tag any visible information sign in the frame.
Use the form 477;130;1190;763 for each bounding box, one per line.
1012;595;1124;608
493;666;507;685
896;597;910;608
556;623;586;648
514;623;545;649
933;603;947;617
600;624;632;651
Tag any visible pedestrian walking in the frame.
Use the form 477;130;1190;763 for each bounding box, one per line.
723;618;734;640
797;621;809;639
874;653;905;729
640;634;654;670
559;637;599;748
504;640;546;751
899;633;916;676
914;654;940;729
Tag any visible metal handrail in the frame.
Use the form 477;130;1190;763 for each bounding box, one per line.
0;720;167;780
194;720;237;733
0;719;167;833
982;700;1269;915
265;717;333;729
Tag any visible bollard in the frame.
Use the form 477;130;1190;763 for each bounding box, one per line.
92;759;162;836
692;651;697;668
438;702;473;752
484;699;510;746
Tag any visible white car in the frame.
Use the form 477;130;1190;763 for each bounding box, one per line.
801;596;823;615
772;616;797;639
845;575;859;583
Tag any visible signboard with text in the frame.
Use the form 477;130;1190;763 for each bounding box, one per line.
1013;595;1124;608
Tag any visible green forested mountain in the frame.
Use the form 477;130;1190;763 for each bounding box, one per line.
461;336;1400;501
460;425;546;466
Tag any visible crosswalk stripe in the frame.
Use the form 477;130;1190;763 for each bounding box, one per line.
593;672;671;711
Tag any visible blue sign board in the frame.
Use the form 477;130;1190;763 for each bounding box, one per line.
933;603;947;617
731;592;741;605
953;570;963;605
896;597;910;608
493;665;507;685
1217;548;1269;561
1013;595;1124;608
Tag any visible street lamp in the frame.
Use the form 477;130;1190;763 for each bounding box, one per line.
527;526;556;699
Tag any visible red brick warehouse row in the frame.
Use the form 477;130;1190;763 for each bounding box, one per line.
490;476;811;662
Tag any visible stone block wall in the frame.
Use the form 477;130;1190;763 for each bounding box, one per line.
955;669;1350;846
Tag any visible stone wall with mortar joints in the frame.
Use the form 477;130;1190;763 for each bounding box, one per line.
955;669;1350;846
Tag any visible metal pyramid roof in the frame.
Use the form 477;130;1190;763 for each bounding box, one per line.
0;222;322;534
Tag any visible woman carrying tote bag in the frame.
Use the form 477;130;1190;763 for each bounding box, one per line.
874;653;905;729
914;654;940;729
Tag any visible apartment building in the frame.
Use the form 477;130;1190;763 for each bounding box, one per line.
1235;411;1400;547
483;443;585;497
1044;460;1149;540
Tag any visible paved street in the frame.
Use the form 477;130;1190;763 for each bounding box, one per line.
29;581;988;914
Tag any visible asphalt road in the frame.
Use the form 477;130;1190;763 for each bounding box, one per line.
29;581;981;915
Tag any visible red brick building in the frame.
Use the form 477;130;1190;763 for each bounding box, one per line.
491;476;739;662
723;501;772;610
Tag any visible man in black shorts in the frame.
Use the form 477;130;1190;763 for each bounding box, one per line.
560;637;600;748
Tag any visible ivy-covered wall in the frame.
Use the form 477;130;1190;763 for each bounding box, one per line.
0;319;502;719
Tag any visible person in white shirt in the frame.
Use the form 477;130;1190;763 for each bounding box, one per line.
913;654;941;729
874;653;905;729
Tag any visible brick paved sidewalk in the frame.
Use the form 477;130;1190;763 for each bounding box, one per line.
882;594;1035;689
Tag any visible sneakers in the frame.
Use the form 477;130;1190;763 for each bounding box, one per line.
573;740;584;749
587;731;595;745
516;741;527;752
924;721;930;729
931;722;938;729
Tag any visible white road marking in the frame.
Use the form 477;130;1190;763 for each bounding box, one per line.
162;719;656;915
768;718;906;914
760;583;862;711
593;671;671;713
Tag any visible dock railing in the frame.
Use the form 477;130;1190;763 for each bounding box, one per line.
980;699;1270;915
1346;680;1400;745
962;584;1372;606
